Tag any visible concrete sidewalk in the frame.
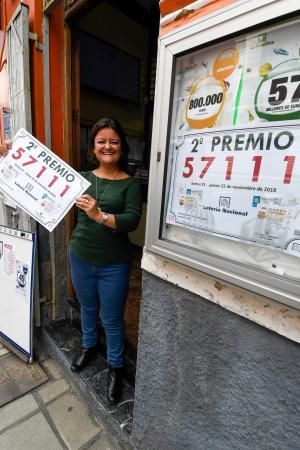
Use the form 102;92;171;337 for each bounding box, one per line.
0;344;131;450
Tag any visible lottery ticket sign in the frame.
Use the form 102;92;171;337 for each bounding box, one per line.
0;129;90;231
166;123;300;257
165;18;300;257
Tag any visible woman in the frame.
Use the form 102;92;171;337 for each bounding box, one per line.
70;117;142;404
0;118;142;405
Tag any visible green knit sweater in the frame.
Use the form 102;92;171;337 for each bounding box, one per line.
70;171;142;264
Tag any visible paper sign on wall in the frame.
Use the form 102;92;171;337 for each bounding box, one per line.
0;128;91;231
165;18;300;257
0;226;35;360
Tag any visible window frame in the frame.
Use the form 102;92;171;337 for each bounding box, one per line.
145;0;300;309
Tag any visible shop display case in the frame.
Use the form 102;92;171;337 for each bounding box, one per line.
146;0;300;308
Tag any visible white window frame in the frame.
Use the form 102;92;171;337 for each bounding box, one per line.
145;0;300;309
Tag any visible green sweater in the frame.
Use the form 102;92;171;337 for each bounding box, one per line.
70;171;142;264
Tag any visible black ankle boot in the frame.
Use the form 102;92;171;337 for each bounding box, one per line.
71;346;97;372
107;367;123;405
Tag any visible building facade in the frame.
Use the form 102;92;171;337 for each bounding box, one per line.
134;1;300;448
0;0;300;448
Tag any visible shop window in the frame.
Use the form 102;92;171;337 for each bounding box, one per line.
146;1;300;308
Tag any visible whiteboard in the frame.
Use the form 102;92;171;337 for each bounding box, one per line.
0;225;35;361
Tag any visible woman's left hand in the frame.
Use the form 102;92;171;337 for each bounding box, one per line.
0;141;12;157
75;194;98;221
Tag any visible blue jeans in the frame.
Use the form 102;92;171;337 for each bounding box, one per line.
69;250;129;368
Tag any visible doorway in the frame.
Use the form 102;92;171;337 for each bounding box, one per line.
68;0;159;359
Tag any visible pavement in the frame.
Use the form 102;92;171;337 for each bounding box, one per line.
0;342;132;450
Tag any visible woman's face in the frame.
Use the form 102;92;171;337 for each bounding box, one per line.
93;127;122;167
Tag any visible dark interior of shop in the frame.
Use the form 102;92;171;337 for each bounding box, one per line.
77;0;159;346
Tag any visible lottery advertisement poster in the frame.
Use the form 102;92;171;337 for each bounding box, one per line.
0;129;91;231
166;18;300;257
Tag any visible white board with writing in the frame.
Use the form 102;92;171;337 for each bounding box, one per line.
0;225;35;360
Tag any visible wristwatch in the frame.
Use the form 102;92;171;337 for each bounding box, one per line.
96;209;109;224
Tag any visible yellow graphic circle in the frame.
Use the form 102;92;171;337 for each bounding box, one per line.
259;63;272;77
186;76;226;129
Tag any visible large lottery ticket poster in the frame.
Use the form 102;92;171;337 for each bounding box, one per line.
0;129;90;231
166;19;300;257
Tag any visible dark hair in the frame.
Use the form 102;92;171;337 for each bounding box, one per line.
87;117;130;172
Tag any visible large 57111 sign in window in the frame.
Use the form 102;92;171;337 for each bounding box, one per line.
162;18;300;284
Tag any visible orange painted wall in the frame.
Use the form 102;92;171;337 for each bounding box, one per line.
2;0;29;23
160;0;194;17
28;0;45;144
0;1;26;113
48;2;64;159
159;0;239;35
0;0;45;143
0;29;9;110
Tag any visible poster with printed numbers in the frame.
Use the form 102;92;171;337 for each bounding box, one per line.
166;18;300;257
0;226;35;360
0;128;91;231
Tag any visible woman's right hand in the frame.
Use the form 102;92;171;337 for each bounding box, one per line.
0;141;12;157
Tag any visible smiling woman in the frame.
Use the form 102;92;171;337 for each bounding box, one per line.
93;128;122;170
69;117;142;405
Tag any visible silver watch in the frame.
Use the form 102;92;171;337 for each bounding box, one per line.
96;211;109;224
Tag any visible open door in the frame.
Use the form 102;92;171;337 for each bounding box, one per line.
66;0;159;352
